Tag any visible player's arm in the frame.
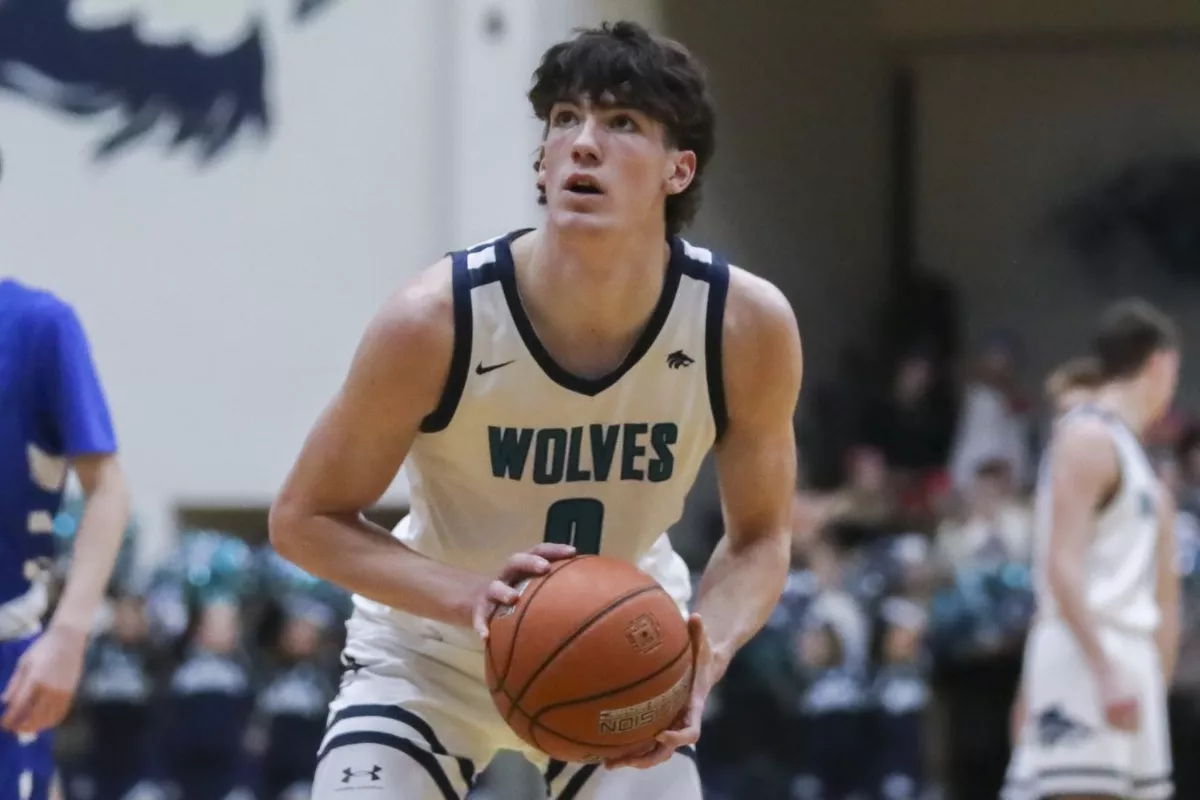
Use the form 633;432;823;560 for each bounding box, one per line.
1044;419;1136;726
2;302;129;734
269;261;566;632
694;268;802;684
53;456;128;633
1156;481;1181;682
616;269;800;770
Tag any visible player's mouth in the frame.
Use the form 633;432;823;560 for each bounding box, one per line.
563;174;605;196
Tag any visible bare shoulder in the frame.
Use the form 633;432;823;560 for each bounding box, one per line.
370;257;454;348
720;266;803;423
724;266;800;347
1049;415;1119;491
346;257;456;413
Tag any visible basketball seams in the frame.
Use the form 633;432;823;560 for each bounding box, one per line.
531;647;688;750
486;555;597;692
528;638;692;727
505;584;664;722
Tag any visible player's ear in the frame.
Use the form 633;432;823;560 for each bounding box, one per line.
664;150;696;197
535;145;548;193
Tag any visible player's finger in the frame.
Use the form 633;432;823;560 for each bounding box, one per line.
606;741;671;770
486;580;520;606
18;689;68;734
655;727;696;750
501;554;551;582
603;741;659;769
474;600;493;640
0;656;30;705
687;613;710;658
656;704;699;748
0;675;38;733
1106;701;1138;732
528;543;576;561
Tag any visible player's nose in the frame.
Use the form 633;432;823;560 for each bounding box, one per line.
570;115;602;165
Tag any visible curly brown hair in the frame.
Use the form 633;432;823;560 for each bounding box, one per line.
528;21;717;236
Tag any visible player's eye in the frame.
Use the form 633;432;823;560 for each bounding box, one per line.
610;114;639;132
551;108;579;127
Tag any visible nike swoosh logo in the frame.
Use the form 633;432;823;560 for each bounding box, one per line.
475;360;515;375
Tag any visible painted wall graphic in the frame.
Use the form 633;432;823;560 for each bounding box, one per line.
1051;154;1200;285
0;0;453;564
0;0;339;161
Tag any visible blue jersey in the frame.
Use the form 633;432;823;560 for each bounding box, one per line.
0;279;116;611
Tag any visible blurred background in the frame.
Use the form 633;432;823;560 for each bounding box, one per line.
6;0;1200;798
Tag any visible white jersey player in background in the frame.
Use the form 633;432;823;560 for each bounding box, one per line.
269;20;803;800
1004;299;1181;800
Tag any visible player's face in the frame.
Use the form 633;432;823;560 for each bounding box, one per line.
538;96;696;234
1147;348;1180;419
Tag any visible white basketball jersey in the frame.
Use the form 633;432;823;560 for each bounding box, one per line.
1032;406;1161;634
349;229;729;665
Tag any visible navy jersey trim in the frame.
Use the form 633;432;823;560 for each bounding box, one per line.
469;260;501;288
320;704;475;788
493;231;684;397
704;257;731;441
318;731;467;799
466;230;528;288
419;251;474;433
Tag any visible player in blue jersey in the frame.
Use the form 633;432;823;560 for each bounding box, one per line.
0;279;130;800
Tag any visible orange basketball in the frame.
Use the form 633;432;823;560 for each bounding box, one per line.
484;555;693;763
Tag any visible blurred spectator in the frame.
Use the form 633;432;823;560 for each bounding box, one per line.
791;608;871;800
251;598;337;800
1155;451;1200;800
872;598;930;800
1176;425;1200;519
162;600;255;800
72;592;154;800
935;459;1032;572
824;447;902;548
929;456;1031;800
949;335;1033;492
867;349;957;477
804;346;882;490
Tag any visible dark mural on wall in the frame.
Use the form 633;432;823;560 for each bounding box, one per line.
1051;154;1200;283
0;0;341;162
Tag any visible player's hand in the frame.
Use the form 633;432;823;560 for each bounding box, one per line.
473;543;577;639
1098;666;1140;732
0;624;89;734
605;613;713;770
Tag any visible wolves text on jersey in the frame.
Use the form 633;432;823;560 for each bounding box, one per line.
488;423;677;485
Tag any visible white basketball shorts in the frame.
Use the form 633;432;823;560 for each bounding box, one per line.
1003;618;1171;800
311;636;701;800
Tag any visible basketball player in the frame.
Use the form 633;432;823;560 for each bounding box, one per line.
0;279;130;800
1003;300;1180;800
269;20;802;800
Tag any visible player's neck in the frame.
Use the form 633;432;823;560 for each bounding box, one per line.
1094;384;1155;434
516;225;670;366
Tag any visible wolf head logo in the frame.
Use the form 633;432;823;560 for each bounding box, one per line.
0;0;340;163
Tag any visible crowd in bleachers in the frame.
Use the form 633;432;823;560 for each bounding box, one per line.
47;522;349;800
41;323;1200;800
694;329;1200;800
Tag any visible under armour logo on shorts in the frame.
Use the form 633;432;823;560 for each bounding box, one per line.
342;766;383;784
